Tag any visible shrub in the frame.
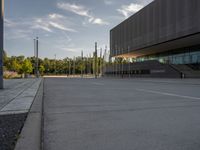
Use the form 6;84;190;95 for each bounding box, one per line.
3;71;20;79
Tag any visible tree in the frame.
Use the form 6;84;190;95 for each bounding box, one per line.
11;59;21;73
3;51;8;71
43;58;50;74
16;55;25;64
39;65;45;76
21;59;33;76
3;54;104;76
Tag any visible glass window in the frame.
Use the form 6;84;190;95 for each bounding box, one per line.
191;54;198;63
184;54;190;64
135;49;200;64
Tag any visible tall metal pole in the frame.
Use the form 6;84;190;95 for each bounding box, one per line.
36;37;39;78
86;55;89;75
0;0;4;89
89;53;91;75
73;56;75;76
95;42;98;79
54;54;57;75
81;51;83;78
104;46;107;77
102;51;105;77
68;59;71;76
93;52;95;77
100;48;102;76
34;39;36;77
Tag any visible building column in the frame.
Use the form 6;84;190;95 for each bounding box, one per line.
0;0;4;89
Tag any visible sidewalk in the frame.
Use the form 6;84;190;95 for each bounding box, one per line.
0;78;42;150
0;78;42;114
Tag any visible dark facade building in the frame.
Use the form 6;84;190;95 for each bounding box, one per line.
107;0;200;78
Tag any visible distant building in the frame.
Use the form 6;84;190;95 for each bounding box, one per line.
107;0;200;78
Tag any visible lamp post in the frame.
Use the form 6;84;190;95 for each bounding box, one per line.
100;48;102;76
73;56;75;76
34;37;39;78
54;54;57;75
68;59;71;76
95;42;98;79
0;0;4;89
34;39;36;77
81;51;83;78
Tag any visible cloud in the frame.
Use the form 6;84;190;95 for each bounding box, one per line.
89;18;109;25
49;13;64;19
117;3;144;18
53;38;83;54
49;21;77;32
5;28;32;40
5;13;77;40
32;13;77;33
31;24;53;32
5;18;35;39
5;19;16;27
104;0;114;5
57;3;91;17
57;2;109;26
60;47;79;52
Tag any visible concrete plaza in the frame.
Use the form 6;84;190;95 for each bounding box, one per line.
43;78;200;150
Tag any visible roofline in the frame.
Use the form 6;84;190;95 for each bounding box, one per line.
110;0;155;32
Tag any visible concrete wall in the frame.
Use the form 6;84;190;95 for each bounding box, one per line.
104;61;181;78
110;0;200;57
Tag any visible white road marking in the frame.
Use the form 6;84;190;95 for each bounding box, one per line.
137;88;200;100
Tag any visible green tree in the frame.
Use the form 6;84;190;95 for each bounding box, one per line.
39;65;45;76
3;51;8;71
16;55;25;64
11;59;21;73
21;59;33;76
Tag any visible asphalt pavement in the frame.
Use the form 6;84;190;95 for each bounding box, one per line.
43;78;200;150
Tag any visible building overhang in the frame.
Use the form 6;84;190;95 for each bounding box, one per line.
112;32;200;58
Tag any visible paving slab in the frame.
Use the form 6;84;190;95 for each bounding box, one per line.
43;78;200;150
0;78;42;115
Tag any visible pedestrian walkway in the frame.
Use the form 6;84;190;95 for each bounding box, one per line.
0;78;42;115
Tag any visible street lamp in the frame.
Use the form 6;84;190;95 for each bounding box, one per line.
95;42;98;79
0;0;4;89
81;50;83;78
36;37;39;78
34;37;39;78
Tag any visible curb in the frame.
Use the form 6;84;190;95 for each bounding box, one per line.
14;79;44;150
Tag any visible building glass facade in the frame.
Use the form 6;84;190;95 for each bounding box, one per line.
136;47;200;65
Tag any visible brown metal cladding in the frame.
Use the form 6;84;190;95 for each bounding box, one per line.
110;0;200;57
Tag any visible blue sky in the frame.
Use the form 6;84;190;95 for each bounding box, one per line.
5;0;153;59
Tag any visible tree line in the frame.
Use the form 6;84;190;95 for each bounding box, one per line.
3;51;106;77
